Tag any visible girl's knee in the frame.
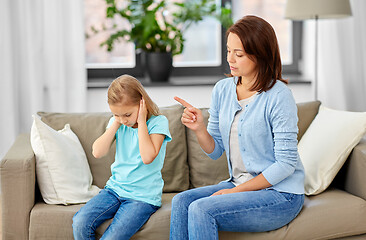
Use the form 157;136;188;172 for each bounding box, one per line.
72;212;88;230
72;213;95;240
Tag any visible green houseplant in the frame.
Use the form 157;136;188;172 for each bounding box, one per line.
93;0;233;82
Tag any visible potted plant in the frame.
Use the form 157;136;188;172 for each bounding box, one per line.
91;0;233;82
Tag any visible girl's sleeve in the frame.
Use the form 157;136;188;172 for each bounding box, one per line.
206;83;225;160
261;88;300;186
148;116;172;142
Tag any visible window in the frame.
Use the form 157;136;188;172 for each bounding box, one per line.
85;0;302;81
85;1;135;69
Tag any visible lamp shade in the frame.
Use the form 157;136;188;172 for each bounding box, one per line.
285;0;352;20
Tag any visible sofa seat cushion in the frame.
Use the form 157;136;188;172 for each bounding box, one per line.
29;189;366;240
95;193;176;239
29;202;81;240
29;193;177;240
218;189;366;240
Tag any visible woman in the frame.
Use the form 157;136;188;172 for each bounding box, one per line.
170;15;305;240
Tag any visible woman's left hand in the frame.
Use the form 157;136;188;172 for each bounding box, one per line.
211;188;236;196
137;98;148;124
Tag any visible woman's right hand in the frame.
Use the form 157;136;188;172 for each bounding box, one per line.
174;96;205;132
174;96;215;154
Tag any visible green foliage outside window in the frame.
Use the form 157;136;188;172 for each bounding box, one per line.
90;0;233;56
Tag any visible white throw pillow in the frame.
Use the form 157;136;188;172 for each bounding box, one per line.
30;115;100;205
298;105;366;195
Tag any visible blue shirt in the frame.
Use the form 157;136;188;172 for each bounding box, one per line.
206;77;305;194
105;115;172;206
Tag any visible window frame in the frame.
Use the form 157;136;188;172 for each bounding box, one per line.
87;1;303;81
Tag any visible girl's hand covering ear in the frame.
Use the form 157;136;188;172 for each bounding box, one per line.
137;98;148;124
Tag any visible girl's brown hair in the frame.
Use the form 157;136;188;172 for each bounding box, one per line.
226;15;287;92
108;75;160;119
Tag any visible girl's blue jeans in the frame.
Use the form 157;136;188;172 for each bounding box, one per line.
72;188;159;240
170;181;304;240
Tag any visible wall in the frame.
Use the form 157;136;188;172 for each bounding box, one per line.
87;81;312;112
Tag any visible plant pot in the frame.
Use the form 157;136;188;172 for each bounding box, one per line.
145;52;173;82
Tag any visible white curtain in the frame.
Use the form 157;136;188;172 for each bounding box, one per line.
0;0;87;158
318;0;366;111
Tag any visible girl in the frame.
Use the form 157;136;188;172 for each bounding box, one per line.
171;15;305;239
73;74;171;240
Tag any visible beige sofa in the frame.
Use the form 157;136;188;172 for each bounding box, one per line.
1;101;366;240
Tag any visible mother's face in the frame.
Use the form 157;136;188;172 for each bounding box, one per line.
226;32;257;81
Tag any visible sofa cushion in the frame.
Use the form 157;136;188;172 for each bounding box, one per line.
38;112;115;189
28;194;177;240
187;108;230;188
160;105;190;192
290;189;366;239
38;105;190;193
29;189;366;240
30;202;81;240
298;105;366;195
218;189;366;240
296;101;321;141
30;116;100;205
96;193;176;239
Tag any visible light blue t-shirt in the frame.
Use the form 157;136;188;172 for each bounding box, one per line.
105;115;171;206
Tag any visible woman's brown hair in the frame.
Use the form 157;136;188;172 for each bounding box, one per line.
108;75;160;119
226;15;287;92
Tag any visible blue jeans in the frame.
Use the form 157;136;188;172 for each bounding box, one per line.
170;182;304;240
72;188;159;240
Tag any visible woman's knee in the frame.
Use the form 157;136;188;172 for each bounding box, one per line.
172;191;192;208
187;198;211;217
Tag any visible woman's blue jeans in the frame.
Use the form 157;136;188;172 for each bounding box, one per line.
170;181;304;240
72;188;159;240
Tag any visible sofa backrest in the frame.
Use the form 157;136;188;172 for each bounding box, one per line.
186;108;230;188
38;104;190;193
159;105;189;192
296;101;321;141
38;112;115;188
37;101;321;193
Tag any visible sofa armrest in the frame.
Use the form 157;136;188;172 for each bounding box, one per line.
1;134;36;240
343;137;366;201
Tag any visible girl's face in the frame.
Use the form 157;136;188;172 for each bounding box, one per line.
226;32;257;81
109;102;139;128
